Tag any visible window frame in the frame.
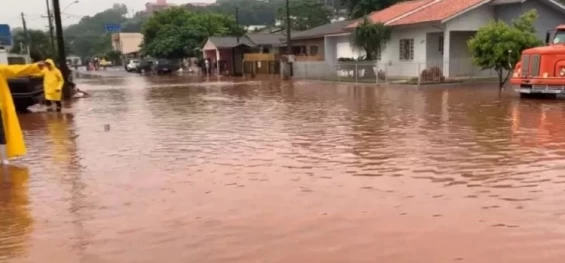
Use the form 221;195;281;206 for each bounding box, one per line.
309;45;319;56
399;38;414;61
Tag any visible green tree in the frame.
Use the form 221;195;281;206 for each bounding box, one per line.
9;29;59;59
276;0;332;31
141;7;243;58
64;4;128;57
122;12;149;33
344;0;401;19
468;10;543;88
187;0;285;26
350;17;390;60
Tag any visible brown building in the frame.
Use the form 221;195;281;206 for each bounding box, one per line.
145;0;175;14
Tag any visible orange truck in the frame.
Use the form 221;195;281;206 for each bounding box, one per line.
511;25;565;96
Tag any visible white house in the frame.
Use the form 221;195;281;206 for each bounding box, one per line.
320;0;565;78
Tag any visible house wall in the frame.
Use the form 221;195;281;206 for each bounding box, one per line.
443;4;496;78
291;38;325;59
383;25;442;77
494;1;565;41
446;3;495;31
332;35;365;60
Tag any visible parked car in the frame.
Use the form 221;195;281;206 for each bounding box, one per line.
126;59;140;72
7;76;44;113
152;59;180;74
136;59;155;74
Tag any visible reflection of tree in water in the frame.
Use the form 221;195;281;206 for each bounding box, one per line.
0;166;32;261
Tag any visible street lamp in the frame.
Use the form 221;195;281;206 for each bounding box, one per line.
62;0;79;13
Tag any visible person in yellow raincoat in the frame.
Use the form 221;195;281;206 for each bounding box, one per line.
42;59;64;112
0;62;46;164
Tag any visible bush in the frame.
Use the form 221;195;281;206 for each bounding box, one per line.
420;66;445;82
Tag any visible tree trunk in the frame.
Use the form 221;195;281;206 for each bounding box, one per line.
497;69;503;89
364;48;373;61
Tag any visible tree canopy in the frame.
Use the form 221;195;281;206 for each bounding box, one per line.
64;4;129;58
468;10;543;88
187;0;285;26
350;17;390;60
276;0;332;31
343;0;402;19
141;7;243;58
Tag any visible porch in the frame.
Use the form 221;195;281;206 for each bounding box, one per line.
425;31;494;79
202;45;251;76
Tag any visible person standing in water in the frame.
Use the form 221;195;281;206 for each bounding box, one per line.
0;61;47;164
42;59;64;112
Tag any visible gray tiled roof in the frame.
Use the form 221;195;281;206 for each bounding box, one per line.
290;20;356;40
208;36;256;48
246;33;285;46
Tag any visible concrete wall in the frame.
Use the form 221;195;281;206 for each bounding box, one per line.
495;1;565;41
292;61;334;79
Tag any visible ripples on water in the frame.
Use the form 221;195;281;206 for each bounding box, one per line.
3;74;565;262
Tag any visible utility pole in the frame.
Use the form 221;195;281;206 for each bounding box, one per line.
235;7;239;44
20;12;31;61
285;0;291;55
52;0;73;99
45;0;56;54
283;0;292;80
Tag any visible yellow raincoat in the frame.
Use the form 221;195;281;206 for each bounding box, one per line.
43;59;64;101
0;63;43;158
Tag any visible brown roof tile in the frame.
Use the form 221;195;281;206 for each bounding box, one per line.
346;0;436;28
388;0;489;26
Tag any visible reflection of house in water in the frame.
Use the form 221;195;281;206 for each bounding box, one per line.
0;166;32;261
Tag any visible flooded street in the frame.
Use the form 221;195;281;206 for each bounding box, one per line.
3;74;565;262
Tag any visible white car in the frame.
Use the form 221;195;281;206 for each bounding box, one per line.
126;59;140;72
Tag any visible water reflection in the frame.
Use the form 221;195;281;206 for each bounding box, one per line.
0;166;32;261
9;76;565;262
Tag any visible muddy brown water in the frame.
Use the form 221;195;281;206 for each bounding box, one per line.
2;74;565;262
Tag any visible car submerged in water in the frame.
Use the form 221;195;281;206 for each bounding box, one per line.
136;58;180;75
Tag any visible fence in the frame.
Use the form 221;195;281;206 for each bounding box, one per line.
290;57;503;85
243;60;281;75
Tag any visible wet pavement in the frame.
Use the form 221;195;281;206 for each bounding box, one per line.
2;73;565;262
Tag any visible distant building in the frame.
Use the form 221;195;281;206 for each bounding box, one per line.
145;0;175;14
111;33;144;57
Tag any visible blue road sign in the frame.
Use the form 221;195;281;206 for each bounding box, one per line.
105;24;121;33
0;24;12;46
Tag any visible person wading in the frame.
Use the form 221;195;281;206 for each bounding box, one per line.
42;59;64;112
0;61;47;164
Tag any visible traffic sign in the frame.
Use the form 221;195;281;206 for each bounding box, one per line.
105;24;121;33
0;24;12;46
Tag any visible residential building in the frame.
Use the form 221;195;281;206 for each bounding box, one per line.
284;19;356;60
145;0;175;14
201;33;285;75
111;33;143;56
297;0;565;79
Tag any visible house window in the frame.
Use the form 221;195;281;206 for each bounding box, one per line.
399;39;414;60
309;45;319;56
439;36;444;55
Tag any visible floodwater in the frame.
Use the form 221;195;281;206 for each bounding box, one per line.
2;73;565;263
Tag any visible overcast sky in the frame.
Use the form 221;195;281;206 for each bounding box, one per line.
3;0;214;30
